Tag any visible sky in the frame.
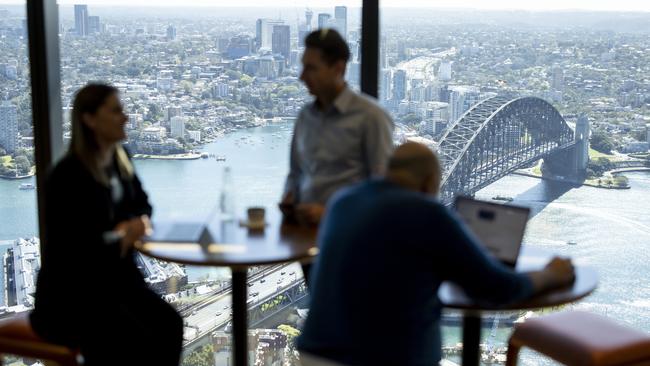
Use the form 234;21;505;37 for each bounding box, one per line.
38;1;650;12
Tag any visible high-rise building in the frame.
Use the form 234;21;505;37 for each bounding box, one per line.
318;13;331;29
256;19;284;51
272;25;291;63
334;6;347;39
166;24;177;41
438;62;452;81
212;82;229;98
305;9;313;31
74;4;89;37
393;69;407;101
299;9;314;46
227;35;252;59
448;86;481;123
165;106;182;122
0;101;18;154
380;69;392;101
170;116;186;139
88;15;100;34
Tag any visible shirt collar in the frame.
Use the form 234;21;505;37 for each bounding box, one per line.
332;85;354;114
310;85;354;115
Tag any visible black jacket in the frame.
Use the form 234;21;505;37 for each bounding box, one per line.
31;151;152;347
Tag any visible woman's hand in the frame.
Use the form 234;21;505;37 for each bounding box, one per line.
114;215;152;257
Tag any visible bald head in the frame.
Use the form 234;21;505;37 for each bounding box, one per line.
386;142;442;196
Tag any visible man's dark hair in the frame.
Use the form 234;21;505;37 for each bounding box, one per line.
304;28;350;65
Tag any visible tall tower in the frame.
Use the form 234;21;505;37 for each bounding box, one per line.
334;6;347;39
392;69;407;101
317;13;331;30
74;4;89;37
305;9;313;31
272;25;291;63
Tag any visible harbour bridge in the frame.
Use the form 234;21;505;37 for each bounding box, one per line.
436;96;589;202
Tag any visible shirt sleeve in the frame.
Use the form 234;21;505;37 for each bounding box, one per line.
364;110;394;176
434;205;533;306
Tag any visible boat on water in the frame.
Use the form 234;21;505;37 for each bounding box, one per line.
567;240;578;246
215;156;226;162
19;183;35;190
492;195;513;202
200;153;209;159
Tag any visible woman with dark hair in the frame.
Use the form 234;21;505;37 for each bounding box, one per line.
30;83;183;366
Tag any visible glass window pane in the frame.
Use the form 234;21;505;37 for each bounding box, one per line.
0;1;38;312
0;3;40;365
381;2;650;364
57;2;359;365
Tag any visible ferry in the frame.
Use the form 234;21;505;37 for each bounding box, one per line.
19;183;35;190
491;195;513;202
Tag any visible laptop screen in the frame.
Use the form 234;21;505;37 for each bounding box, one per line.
454;196;530;267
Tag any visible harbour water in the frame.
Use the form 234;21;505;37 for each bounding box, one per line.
1;121;649;363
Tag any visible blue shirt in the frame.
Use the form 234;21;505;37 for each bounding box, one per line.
297;179;533;366
284;86;394;204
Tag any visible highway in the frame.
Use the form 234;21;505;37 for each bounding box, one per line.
183;262;303;342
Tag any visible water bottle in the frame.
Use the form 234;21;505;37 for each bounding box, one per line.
219;166;235;221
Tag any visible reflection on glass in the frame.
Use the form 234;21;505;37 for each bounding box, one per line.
380;3;650;365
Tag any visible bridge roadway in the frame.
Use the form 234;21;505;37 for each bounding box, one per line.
182;262;303;343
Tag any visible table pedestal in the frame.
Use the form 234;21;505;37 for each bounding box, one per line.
462;312;481;366
232;268;248;366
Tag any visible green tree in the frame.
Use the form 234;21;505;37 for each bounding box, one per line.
587;157;615;177
402;113;422;125
181;344;214;366
590;130;617;154
14;155;31;175
614;175;629;188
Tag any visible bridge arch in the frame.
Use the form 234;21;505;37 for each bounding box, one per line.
436;96;575;201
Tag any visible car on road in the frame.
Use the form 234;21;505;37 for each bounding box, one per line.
289;271;295;275
281;271;286;275
216;312;222;316
248;282;254;287
191;310;197;316
251;291;259;297
223;305;228;310
260;279;266;283
277;279;283;284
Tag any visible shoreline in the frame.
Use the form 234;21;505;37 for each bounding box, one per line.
513;170;631;190
0;173;34;181
132;152;202;160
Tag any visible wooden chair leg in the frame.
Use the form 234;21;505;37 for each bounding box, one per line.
506;338;521;366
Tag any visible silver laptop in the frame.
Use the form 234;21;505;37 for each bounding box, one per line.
145;205;219;245
454;196;530;268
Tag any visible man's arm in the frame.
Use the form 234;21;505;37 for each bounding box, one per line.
434;206;574;305
363;110;394;176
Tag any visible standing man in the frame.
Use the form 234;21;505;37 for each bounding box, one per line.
280;28;394;283
281;28;394;224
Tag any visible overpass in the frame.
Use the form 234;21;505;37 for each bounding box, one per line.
181;262;306;352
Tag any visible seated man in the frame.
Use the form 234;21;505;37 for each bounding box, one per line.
297;142;575;366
